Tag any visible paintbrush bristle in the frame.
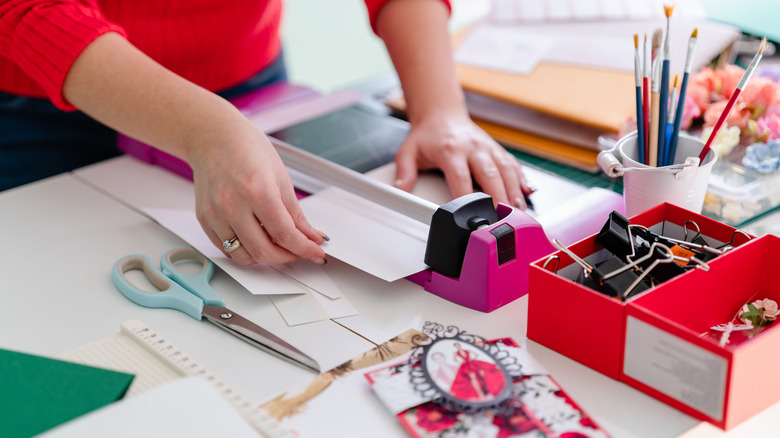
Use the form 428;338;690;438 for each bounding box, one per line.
759;37;768;54
673;74;679;88
634;34;638;48
664;4;674;18
652;29;663;49
691;28;698;38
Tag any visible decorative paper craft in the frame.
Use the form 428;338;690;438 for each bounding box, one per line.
366;323;611;438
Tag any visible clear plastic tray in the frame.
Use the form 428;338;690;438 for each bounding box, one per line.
703;144;780;226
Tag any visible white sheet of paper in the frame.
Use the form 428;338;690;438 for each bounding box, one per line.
40;378;261;438
299;187;429;282
454;25;552;75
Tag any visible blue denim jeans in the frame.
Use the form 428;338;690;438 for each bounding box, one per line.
0;53;287;191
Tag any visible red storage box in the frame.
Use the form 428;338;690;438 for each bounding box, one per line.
624;233;780;429
527;203;766;429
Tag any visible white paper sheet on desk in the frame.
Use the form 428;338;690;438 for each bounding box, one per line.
299;186;430;282
143;207;357;324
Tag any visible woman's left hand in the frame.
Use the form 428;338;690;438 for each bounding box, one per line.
393;113;533;209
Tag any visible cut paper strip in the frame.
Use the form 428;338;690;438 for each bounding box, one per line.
269;282;358;326
299;187;429;282
270;292;330;326
309;285;359;320
274;260;345;300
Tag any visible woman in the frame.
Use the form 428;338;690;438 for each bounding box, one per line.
0;0;531;266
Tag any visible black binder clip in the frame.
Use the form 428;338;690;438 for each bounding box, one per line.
551;239;650;300
595;211;634;259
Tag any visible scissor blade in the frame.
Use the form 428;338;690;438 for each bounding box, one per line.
202;305;320;373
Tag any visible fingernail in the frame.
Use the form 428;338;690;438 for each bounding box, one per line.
314;228;330;241
514;197;527;210
526;185;537;193
393;179;403;188
311;256;327;265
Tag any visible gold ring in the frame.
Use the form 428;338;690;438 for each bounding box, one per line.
222;236;241;253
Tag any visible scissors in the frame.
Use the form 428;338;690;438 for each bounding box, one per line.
112;246;320;373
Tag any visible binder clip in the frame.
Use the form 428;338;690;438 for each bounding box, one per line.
595;211;634;259
594;212;718;286
408;192;555;312
551;239;651;301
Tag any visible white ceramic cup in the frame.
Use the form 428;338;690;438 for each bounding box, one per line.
604;132;717;216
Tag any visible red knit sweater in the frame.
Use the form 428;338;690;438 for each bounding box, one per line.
0;0;449;111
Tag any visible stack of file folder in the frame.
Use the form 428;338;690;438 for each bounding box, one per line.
431;16;742;173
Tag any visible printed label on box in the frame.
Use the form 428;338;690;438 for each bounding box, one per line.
623;316;728;421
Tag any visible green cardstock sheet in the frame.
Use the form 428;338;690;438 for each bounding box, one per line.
0;348;134;438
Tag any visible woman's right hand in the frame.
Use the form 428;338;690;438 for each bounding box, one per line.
187;119;327;266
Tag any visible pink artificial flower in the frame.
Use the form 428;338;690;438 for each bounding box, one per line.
690;67;720;96
740;76;780;118
716;64;746;100
703;100;751;130
756;112;780;142
687;83;713;114
754;299;780;321
680;94;701;130
765;103;780;119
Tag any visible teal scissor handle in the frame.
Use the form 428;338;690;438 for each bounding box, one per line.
112;254;204;320
160;247;224;307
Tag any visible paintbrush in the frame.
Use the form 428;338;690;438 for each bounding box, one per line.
667;28;698;166
664;74;679;165
657;4;673;166
699;37;767;161
648;29;663;167
634;34;645;164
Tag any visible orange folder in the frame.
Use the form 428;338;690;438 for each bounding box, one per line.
457;62;635;134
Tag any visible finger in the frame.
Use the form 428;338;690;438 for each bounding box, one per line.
279;186;329;244
468;150;509;205
231;214;301;265
437;153;474;200
393;146;419;192
200;218;262;266
492;150;528;210
254;195;326;264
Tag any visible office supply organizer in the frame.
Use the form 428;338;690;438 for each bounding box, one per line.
527;202;780;430
61;320;293;438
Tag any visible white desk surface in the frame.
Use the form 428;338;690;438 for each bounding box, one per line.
3;156;779;438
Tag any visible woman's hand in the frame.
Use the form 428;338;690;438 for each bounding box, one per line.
393;112;532;209
188;121;327;266
375;0;534;209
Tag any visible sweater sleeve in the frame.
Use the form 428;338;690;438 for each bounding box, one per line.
0;0;127;110
363;0;451;35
